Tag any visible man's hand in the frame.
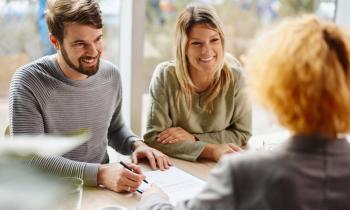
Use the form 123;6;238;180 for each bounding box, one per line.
97;162;145;193
157;127;196;144
132;141;171;171
141;184;169;202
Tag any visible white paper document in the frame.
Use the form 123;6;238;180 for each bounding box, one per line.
139;166;206;204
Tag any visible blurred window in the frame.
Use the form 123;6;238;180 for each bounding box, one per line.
144;0;337;87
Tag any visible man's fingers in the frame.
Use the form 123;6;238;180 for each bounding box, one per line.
164;155;172;167
128;165;146;182
155;153;165;171
155;152;172;170
127;163;143;174
161;155;170;170
131;152;138;164
145;151;157;170
121;184;137;193
121;176;141;189
123;168;144;182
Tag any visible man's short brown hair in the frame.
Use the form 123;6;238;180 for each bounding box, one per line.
46;0;103;43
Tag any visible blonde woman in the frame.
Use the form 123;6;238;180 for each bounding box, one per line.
143;4;252;162
138;15;350;210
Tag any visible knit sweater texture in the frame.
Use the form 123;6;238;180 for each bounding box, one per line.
144;61;252;161
9;55;137;186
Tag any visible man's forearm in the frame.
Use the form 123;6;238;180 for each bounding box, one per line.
29;155;99;186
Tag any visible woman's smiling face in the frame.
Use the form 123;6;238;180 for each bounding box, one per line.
185;23;223;76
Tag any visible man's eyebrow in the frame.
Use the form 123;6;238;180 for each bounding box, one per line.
70;34;103;44
71;39;85;44
95;34;103;41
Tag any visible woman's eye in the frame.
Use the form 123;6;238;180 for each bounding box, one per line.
211;38;220;42
191;42;201;45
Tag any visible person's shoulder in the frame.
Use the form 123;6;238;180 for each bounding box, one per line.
224;55;246;91
151;60;176;82
222;150;284;174
98;59;121;79
12;55;56;84
99;59;119;72
154;60;176;76
225;54;243;78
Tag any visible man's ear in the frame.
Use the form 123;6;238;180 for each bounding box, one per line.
49;34;60;50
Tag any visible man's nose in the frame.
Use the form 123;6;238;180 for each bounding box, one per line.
86;44;99;56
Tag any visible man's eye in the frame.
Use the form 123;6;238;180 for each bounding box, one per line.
96;37;103;42
73;43;85;47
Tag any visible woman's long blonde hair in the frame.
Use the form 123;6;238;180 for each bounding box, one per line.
246;15;350;135
175;4;234;115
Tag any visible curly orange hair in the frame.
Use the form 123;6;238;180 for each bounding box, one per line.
246;15;350;135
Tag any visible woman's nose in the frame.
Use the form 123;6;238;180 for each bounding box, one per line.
201;42;212;54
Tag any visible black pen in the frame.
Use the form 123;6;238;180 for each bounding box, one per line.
136;189;144;194
119;161;149;184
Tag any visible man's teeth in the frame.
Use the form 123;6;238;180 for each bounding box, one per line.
82;58;95;63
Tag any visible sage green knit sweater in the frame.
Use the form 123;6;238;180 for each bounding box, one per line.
144;61;252;161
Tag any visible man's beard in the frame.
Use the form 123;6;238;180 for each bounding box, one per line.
61;46;100;77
